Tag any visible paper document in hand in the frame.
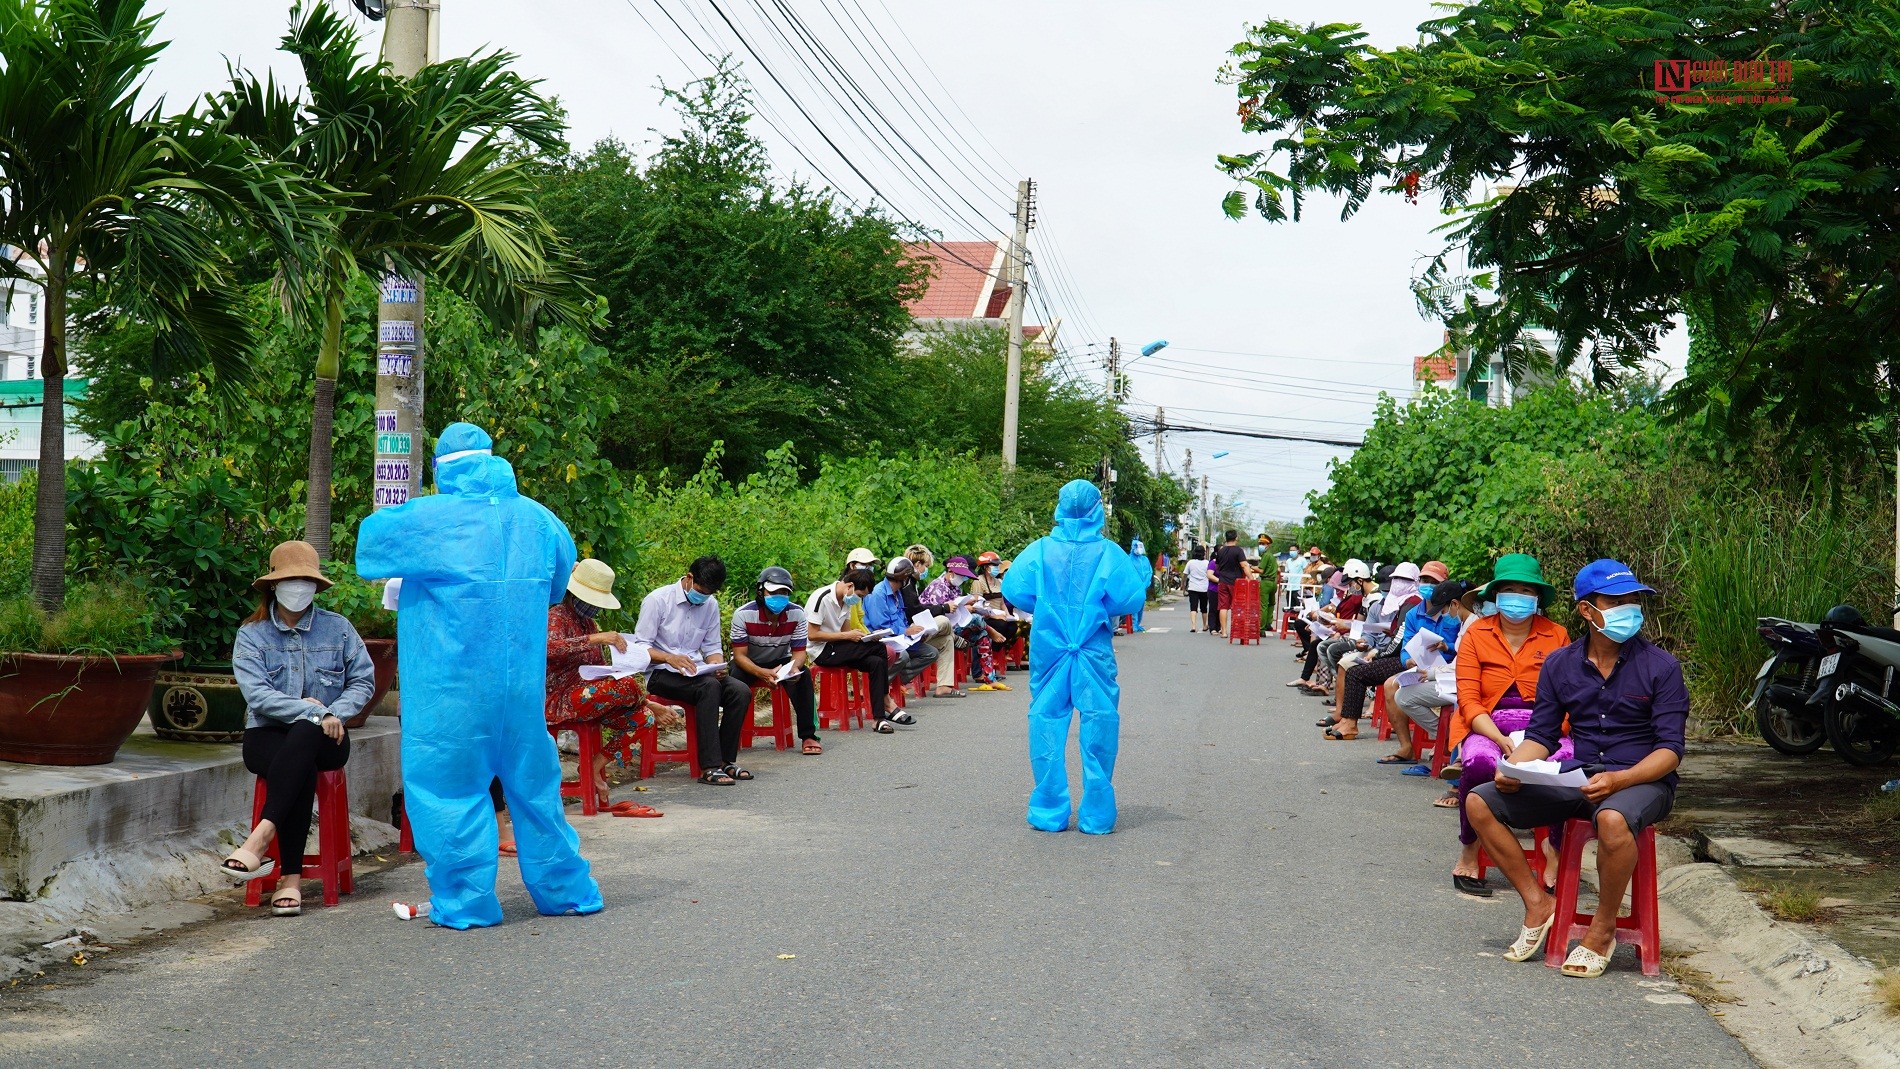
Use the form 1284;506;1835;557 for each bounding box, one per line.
860;628;894;641
577;643;651;680
679;660;724;677
1393;668;1426;688
948;605;974;628
771;661;805;683
883;634;920;654
911;610;936;631
1348;620;1364;640
381;578;402;611
1498;758;1589;788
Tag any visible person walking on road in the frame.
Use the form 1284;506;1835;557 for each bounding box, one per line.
356;423;602;929
1184;546;1211;632
1002;480;1148;834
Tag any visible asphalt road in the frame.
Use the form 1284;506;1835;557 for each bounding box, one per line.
0;608;1756;1068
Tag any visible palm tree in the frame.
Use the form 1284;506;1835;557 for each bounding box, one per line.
0;0;325;609
213;2;589;558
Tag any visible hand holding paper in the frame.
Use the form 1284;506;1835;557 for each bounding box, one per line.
1497;758;1588;789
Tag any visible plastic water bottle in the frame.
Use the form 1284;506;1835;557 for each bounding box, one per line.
1882;779;1900;793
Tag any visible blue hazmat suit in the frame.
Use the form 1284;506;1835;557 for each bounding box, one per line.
1001;481;1148;833
1127;537;1151;630
355;423;601;928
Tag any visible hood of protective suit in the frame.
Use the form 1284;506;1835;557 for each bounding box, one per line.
433;422;520;499
1053;480;1105;543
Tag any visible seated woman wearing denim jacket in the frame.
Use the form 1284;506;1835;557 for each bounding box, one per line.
220;541;376;916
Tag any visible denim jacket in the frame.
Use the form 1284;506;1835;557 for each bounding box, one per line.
233;604;377;729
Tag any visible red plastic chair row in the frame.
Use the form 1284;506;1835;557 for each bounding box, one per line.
245;770;354;908
1227;578;1261;645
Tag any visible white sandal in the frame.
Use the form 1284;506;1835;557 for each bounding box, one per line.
1560;943;1611;978
1503;914;1556;962
270;886;302;917
218;847;275;883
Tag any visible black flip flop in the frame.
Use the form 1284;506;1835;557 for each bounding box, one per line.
698;768;735;785
1452;874;1494;898
1376;754;1416;765
725;764;754;781
873;720;896;734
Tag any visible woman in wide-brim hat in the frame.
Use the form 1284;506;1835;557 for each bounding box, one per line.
543;558;667;821
221;541;377;916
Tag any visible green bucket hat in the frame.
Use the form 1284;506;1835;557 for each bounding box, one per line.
1478;553;1556;607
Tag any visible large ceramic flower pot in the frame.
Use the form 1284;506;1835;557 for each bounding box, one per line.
148;664;248;743
0;651;179;765
347;638;399;729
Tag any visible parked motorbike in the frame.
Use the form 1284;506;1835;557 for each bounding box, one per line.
1748;615;1829;754
1813;604;1900;766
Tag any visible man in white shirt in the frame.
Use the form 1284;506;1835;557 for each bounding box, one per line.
632;555;753;785
804;565;904;732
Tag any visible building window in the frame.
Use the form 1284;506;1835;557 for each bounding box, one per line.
27;294;37;325
0;459;36;484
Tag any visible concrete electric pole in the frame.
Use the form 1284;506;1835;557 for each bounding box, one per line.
1000;178;1034;469
372;2;438;512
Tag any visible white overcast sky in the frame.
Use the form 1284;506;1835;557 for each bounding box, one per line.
145;0;1685;524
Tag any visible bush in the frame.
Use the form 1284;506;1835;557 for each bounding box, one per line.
0;580;176;657
322;574;396;640
0;474;33;601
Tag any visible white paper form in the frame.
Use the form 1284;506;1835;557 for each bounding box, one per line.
577;642;652;680
1497;758;1589;788
771;661;805;683
911;610;937;632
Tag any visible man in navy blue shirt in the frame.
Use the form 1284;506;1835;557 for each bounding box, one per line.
1467;559;1689;978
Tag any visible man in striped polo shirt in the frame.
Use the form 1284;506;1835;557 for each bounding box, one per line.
729;566;821;756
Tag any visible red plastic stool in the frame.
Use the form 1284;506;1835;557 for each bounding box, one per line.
742;684;796;751
398;808;414;853
549;719;605;815
638;699;703;778
913;662;937;699
245;770;355;908
953;646;970;686
1372;687;1393;740
1477;825;1550;884
1007;636;1027;669
1117;615;1133;636
1429;707;1455;778
1544;819;1661;976
815;667;860;732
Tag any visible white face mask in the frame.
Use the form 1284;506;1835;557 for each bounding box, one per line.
275;579;318;613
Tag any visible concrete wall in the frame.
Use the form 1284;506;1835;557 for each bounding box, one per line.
0;721;401;902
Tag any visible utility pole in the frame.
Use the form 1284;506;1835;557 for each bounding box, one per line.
372;2;438;512
1000;178;1035;468
1152;405;1164;474
1200;475;1210;547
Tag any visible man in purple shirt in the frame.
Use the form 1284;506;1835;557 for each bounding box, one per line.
1467;559;1689;978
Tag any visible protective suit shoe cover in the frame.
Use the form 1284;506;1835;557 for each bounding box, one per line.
356;422;602;928
1003;481;1147;836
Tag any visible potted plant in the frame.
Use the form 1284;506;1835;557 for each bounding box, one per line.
324;574;398;727
0;581;180;765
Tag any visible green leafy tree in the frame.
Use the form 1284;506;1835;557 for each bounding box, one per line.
1219;1;1900;455
0;0;323;608
533;70;924;479
211;0;589;557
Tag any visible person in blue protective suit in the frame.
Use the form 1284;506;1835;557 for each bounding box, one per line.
1001;480;1148;834
356;422;602;929
1126;536;1151;632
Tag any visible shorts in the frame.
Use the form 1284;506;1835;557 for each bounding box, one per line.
1468;779;1675;837
1217;584;1236;610
1187;590;1208;612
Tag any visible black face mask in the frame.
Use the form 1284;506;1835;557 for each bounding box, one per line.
572;599;601;620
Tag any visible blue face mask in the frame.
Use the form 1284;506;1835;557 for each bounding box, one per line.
1593;602;1644;643
1478;600;1498;617
763;594;791;614
1495;592;1538;621
843;593;862;607
1416;583;1436;604
684;587;709;606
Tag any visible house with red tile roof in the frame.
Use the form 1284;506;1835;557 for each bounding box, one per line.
901;240;1051;347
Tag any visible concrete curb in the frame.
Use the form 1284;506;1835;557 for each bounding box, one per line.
1657;855;1899;1068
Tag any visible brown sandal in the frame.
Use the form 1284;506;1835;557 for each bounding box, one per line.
801;738;822;755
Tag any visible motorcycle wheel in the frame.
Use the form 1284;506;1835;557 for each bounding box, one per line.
1823;699;1900;766
1756;700;1829;755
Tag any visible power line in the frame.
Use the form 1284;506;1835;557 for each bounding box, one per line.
1128;418;1364;449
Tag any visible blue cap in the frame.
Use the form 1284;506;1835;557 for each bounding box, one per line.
1573;559;1655;600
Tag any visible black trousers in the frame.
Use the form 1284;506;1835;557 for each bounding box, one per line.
647;667;752;770
987;619;1019;647
1294;621;1319;680
734;664;819;740
814;641;889;720
243;720;351;877
1341;655;1405;720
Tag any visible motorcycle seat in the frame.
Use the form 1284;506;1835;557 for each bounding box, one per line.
1838;621;1900;645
